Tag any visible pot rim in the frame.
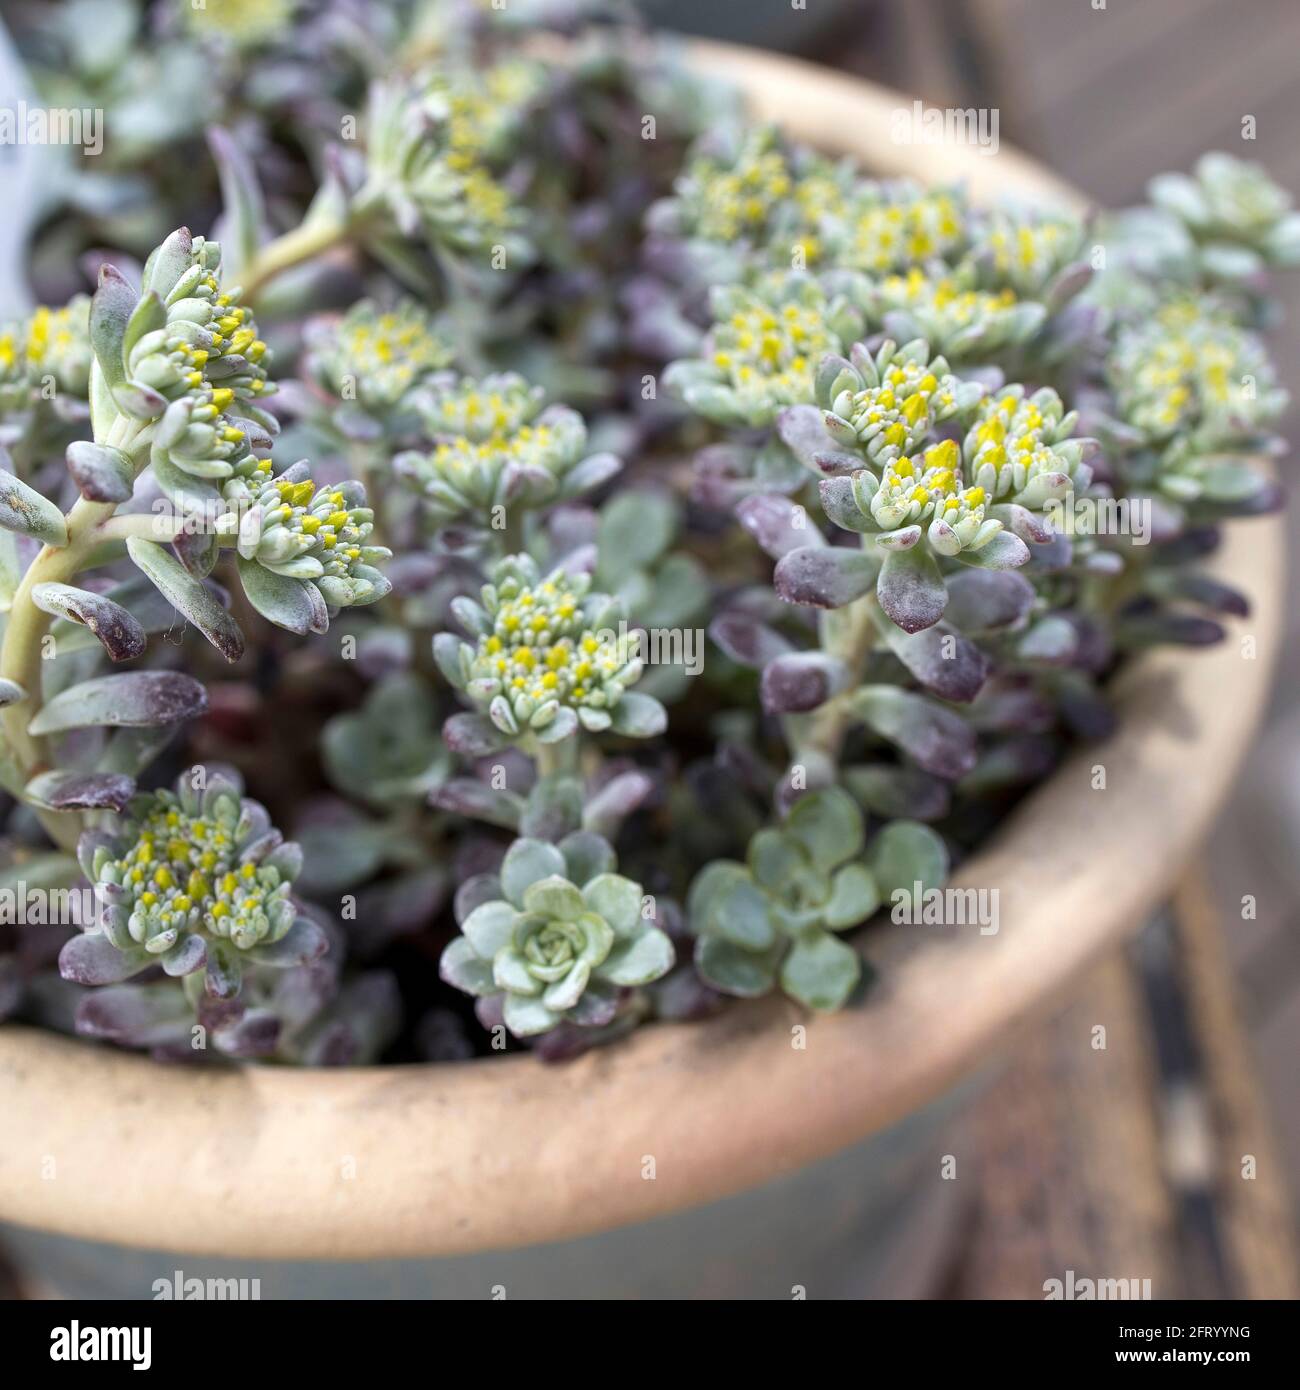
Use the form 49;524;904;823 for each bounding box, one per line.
0;40;1285;1262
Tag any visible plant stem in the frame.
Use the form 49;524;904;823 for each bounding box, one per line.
0;497;119;848
533;737;577;780
239;217;352;305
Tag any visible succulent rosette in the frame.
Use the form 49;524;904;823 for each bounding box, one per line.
664;272;866;428
689;788;946;1012
772;436;1029;633
1106;299;1286;509
59;768;327;1003
394;373;620;527
304;298;453;417
361;69;532;263
436;554;665;750
810;338;984;470
833;183;969;274
959;384;1097;542
1148;151;1300;274
218;459;392;625
440;836;675;1038
866;265;1046;361
969;208;1090;299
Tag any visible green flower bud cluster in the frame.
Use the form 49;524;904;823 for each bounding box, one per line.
0;297;92;413
308;299;452;413
66;769;323;1000
976;210;1087;296
440;836;674;1038
867;265;1046;359
126;234;272;408
858;438;1003;555
664;273;865;427
817;338;982;467
396;373;607;525
364;71;531;261
961;385;1094;508
1108;298;1286;447
838;184;968;274
440;555;661;744
221;459;392;607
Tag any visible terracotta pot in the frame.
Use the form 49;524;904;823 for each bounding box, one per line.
0;41;1285;1294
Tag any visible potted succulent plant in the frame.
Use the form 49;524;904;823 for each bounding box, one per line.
0;5;1291;1297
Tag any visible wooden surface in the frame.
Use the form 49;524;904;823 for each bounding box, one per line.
951;879;1299;1300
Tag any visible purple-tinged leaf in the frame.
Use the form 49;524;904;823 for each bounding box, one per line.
442;712;506;756
819;476;873;532
760;652;851;714
31;581;146;662
709;611;795;668
849;684;977;780
877;545;947;632
243;917;329;968
1016;617;1079;664
75;984;192;1046
943;569;1035;632
66;441;133;503
1117;611;1226;648
429;778;523;829
776;404;861;473
26;769;135;812
774;545;876;609
582;771;655;839
29;671;208;735
875;619;991;703
736;493;823;559
59;933;150;986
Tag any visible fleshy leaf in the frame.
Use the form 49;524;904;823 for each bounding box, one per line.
29;671;209;735
66;441;134;503
774;545;876;608
865;820;950;903
127;537;245;662
26;769;135;812
0;468;68;546
780;929;861;1012
32;582;146;662
849;685;977;780
877;545;947;633
237;555;327;636
694;934;781;998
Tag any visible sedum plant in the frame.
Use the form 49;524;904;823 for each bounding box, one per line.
0;0;1294;1069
